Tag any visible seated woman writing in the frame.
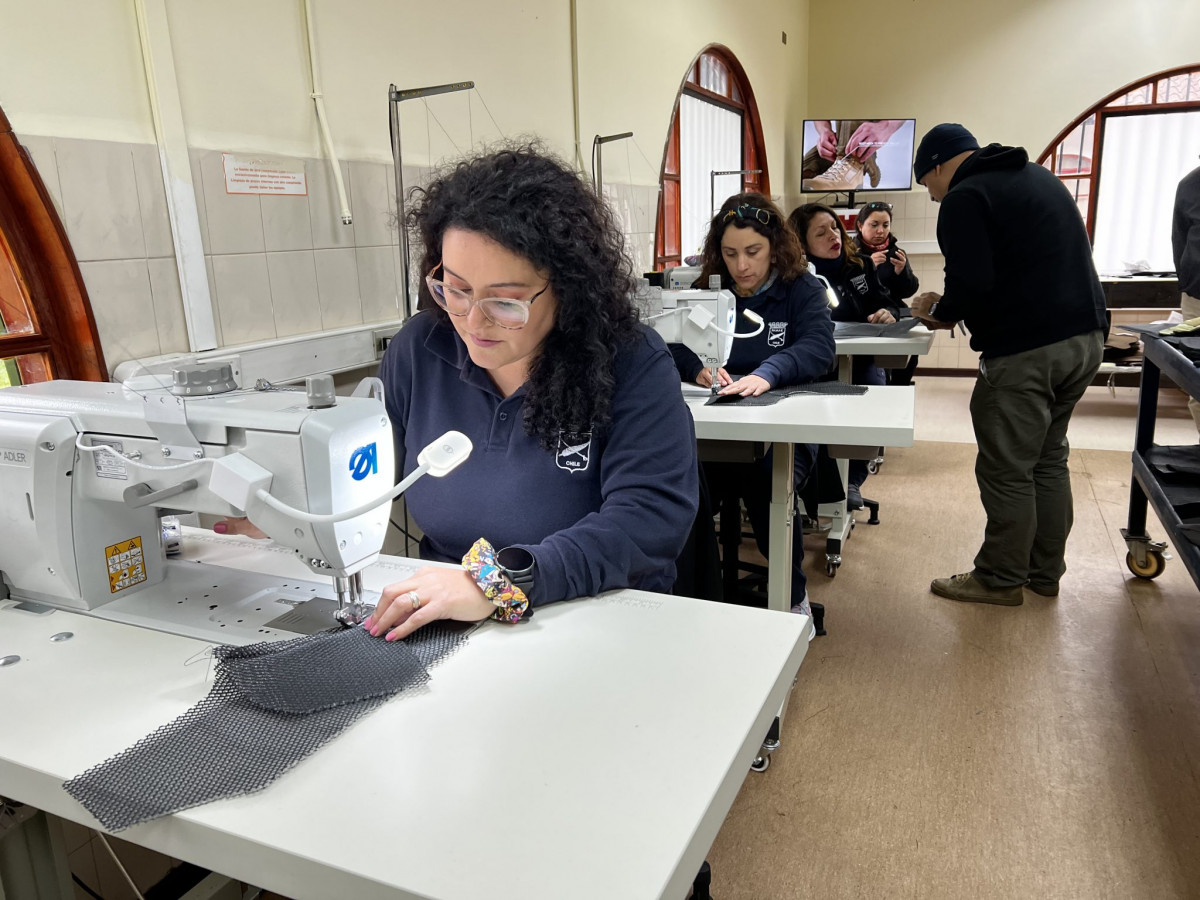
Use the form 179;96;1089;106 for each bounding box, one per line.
670;192;835;618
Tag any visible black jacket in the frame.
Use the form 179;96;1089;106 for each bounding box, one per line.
858;234;919;301
812;254;901;324
1174;165;1200;298
934;143;1107;359
670;273;835;386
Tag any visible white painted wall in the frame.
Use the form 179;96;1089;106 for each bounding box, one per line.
807;0;1200;161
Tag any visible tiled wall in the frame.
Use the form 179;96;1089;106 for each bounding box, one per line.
19;134;431;374
20;135;662;376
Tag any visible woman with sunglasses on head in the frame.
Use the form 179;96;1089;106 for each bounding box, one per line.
671;192;835;619
855;200;919;302
360;143;699;640
789;202;901;508
855;200;921;386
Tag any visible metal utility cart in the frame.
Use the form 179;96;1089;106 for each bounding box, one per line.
1122;333;1199;583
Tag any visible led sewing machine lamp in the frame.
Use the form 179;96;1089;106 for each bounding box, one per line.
209;431;473;627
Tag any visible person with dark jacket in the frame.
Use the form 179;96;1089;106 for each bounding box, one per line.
220;146;699;637
854;199;921;385
910;123;1106;607
855;199;919;301
671;192;836;617
790;202;899;507
1172;162;1200;431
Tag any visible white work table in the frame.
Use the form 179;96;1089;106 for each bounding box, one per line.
0;534;808;900
833;323;935;381
685;385;915;608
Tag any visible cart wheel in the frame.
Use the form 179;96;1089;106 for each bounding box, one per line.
750;754;770;773
867;460;880;476
1126;550;1166;579
825;561;839;578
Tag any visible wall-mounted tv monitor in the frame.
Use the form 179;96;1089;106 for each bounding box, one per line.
801;119;916;202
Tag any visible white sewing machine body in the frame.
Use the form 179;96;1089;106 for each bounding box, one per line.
651;288;739;370
0;380;394;639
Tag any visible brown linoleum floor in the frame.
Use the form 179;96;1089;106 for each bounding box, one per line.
706;437;1200;899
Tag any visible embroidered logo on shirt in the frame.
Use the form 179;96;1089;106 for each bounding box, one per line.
850;273;869;294
767;322;787;348
556;431;592;473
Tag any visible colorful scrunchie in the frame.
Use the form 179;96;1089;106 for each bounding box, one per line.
462;538;530;624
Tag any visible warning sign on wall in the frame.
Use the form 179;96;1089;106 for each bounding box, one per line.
222;154;307;196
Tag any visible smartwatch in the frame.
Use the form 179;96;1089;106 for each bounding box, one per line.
497;546;536;595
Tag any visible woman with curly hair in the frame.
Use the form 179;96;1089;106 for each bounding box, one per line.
673;192;835;620
364;143;699;640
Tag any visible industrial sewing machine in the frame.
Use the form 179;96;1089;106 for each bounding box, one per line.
644;285;764;391
0;366;469;644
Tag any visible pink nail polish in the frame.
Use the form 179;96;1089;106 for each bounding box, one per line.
385;632;396;642
213;522;228;534
369;627;379;637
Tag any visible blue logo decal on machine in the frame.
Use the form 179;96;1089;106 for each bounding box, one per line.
349;443;378;481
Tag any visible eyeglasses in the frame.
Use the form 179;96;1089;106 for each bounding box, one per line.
859;201;893;215
425;262;550;330
722;203;773;225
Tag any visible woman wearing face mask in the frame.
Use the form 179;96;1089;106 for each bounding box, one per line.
670;192;835;619
789;203;900;509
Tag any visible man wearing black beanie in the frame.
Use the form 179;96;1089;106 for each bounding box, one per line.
909;123;1107;606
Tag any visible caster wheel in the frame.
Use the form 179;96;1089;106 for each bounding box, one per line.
750;754;770;773
1126;550;1166;579
867;460;879;476
825;561;838;578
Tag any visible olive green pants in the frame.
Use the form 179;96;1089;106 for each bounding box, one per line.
969;330;1104;589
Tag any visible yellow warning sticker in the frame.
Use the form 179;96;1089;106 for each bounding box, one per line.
105;536;147;593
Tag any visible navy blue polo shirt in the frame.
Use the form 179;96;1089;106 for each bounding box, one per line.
379;311;699;605
672;274;836;385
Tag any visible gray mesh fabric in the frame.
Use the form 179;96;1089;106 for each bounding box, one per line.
704;381;868;407
64;623;470;831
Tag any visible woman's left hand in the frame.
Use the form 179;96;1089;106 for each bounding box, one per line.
719;374;771;397
868;309;897;324
364;566;494;641
891;249;907;273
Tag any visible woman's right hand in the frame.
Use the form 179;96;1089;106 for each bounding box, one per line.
213;517;268;540
870;250;888;268
695;367;731;389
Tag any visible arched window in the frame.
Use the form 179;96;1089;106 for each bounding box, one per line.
0;103;106;385
1039;64;1200;238
654;46;770;270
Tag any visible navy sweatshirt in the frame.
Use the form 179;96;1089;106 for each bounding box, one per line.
934;144;1107;358
379;311;699;605
1173;164;1200;298
812;254;900;324
670;273;836;385
857;234;919;301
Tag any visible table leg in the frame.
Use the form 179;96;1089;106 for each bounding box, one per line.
766;441;795;612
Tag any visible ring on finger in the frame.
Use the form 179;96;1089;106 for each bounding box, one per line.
408;589;421;611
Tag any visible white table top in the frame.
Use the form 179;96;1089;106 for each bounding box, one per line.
685;384;915;447
833;323;935;357
0;537;808;900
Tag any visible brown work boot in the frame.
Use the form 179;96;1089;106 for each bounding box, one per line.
802;155;865;192
931;572;1024;606
863;156;881;188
